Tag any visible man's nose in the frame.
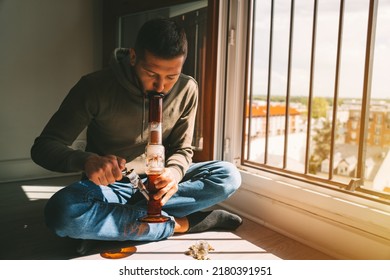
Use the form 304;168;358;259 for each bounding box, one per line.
153;79;164;92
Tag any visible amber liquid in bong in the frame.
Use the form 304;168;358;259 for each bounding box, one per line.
145;172;163;216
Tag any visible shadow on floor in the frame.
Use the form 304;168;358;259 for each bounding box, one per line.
0;176;83;259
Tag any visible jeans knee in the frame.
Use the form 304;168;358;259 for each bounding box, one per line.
44;182;90;237
206;161;241;199
220;161;241;194
44;196;67;236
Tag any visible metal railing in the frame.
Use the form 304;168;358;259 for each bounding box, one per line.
242;0;389;204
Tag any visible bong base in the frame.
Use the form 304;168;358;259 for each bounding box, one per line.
138;214;171;223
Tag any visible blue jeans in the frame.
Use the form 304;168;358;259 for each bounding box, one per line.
44;161;241;242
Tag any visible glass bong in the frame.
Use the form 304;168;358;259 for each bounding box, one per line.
137;91;171;223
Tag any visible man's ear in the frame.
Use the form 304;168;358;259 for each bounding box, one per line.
129;48;136;66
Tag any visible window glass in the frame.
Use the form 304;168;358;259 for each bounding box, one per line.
244;0;389;201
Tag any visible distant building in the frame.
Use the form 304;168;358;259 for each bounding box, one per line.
246;103;301;138
337;156;357;177
345;103;390;148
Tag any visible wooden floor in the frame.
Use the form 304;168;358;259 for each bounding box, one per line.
0;175;334;260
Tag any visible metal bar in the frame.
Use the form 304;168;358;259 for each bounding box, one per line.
305;0;318;174
283;0;295;169
329;0;345;180
245;0;255;161
264;0;274;165
357;0;378;181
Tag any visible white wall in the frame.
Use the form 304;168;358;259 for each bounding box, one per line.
0;0;102;182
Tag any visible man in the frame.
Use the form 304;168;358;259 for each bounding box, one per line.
31;18;242;245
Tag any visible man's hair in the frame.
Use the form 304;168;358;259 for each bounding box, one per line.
134;18;188;61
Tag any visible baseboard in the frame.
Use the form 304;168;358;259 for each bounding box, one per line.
0;158;80;183
220;171;390;260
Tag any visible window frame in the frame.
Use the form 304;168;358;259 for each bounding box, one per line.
232;0;390;205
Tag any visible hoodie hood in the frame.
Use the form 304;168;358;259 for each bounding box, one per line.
109;48;143;97
109;48;147;141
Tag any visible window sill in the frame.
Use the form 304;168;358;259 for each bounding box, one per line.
220;168;390;259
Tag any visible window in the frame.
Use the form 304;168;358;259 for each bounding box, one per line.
377;113;383;124
351;121;358;130
242;0;389;203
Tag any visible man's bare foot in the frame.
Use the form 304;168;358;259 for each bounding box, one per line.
174;216;189;233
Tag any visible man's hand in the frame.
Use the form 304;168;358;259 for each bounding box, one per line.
84;155;126;186
152;168;179;205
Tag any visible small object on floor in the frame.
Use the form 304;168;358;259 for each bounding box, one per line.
77;239;137;259
185;240;214;260
100;246;137;259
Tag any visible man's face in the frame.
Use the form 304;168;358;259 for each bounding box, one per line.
131;49;185;95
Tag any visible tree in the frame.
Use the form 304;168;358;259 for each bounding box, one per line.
309;119;332;174
312;97;329;119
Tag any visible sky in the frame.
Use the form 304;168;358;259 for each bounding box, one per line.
252;0;390;100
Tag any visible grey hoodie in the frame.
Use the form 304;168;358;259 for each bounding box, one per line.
31;48;198;182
